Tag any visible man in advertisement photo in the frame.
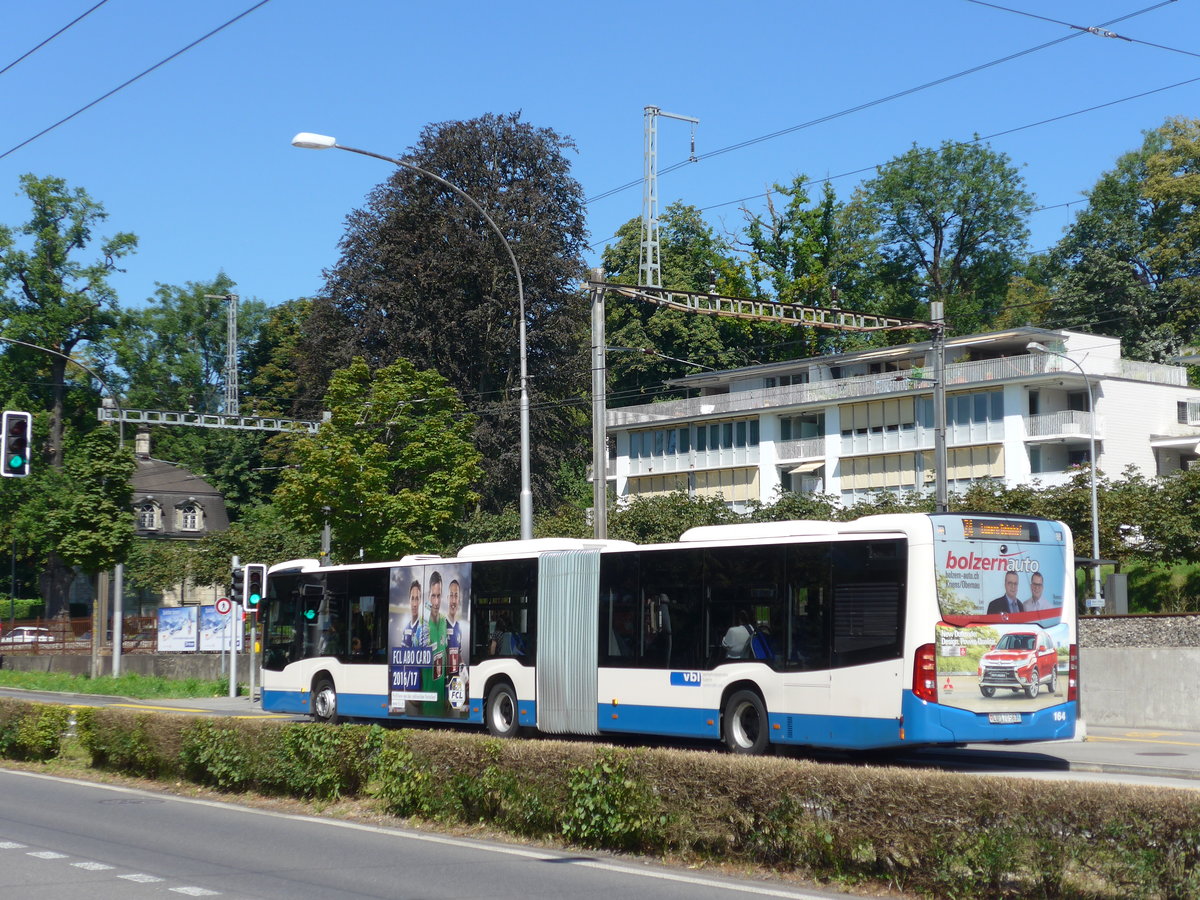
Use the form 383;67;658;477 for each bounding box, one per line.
987;570;1025;615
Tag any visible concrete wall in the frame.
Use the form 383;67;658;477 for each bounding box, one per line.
0;651;256;686
1080;647;1200;730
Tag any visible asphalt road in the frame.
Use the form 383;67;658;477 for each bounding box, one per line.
0;768;846;900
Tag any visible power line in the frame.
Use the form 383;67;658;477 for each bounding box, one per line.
967;0;1200;60
584;1;1173;206
0;0;274;162
0;0;111;79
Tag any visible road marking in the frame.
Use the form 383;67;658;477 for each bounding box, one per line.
120;873;165;883
0;841;26;849
28;851;68;859
1090;735;1200;748
73;861;115;870
171;888;221;896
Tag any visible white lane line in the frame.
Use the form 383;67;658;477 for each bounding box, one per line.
171;888;221;896
119;873;165;883
73;861;115;870
0;841;26;849
28;851;68;859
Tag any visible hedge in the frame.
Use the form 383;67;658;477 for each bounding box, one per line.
1;698;1197;899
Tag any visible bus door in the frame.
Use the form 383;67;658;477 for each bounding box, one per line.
535;550;600;736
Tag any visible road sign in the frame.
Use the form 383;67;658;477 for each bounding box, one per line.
215;597;233;615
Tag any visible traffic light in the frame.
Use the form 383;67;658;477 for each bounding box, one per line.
244;563;267;611
1;411;32;478
230;565;244;606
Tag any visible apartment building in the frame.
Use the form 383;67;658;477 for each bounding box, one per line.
606;327;1200;510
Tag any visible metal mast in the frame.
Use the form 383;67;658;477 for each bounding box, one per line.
224;294;240;416
204;292;240;416
639;106;698;289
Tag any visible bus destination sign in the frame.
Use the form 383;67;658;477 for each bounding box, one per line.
960;518;1039;542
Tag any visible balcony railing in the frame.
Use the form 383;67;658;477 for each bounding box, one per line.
608;352;1185;427
775;437;826;460
1025;411;1098;438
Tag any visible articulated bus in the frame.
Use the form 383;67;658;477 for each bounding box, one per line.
259;512;1079;754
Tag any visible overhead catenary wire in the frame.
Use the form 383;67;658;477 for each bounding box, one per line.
0;0;112;79
0;0;274;162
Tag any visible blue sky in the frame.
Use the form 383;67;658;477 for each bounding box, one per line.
2;0;1197;314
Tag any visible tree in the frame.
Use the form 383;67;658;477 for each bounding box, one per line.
608;492;739;544
300;113;589;512
1050;117;1200;361
601;202;763;404
848;140;1034;332
739;177;884;357
113;274;268;414
274;357;481;560
0;174;137;612
0;427;133;606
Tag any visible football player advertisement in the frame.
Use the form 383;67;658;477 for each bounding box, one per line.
388;563;471;718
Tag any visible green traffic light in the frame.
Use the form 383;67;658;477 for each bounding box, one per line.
304;608;316;621
8;454;23;468
249;593;262;605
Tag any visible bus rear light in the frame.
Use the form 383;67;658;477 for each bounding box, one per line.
1067;643;1079;702
913;643;938;703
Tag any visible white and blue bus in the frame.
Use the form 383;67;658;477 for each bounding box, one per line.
259;512;1079;754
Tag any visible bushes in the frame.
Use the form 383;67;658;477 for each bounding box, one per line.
2;698;1200;898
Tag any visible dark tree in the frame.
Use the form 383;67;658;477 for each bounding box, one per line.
299;113;589;511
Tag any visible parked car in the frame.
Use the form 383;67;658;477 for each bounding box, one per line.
977;630;1058;698
0;626;56;645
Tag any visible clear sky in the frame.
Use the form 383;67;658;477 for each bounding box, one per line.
2;0;1197;314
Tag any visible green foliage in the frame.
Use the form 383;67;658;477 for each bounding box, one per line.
180;719;260;791
561;749;666;852
301;112;590;514
274;357;481;561
77;709;176;777
848;139;1034;331
0;700;70;761
0;669;229;699
1050;116;1200;362
373;732;437;817
262;723;384;800
608;492;739;543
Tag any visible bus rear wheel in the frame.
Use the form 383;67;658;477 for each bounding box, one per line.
312;677;339;724
723;689;769;755
485;683;519;738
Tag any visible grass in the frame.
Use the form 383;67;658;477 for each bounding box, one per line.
0;669;235;699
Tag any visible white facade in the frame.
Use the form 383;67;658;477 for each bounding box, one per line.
606;327;1200;509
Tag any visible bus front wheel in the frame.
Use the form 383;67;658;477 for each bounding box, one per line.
485;683;519;738
312;677;339;724
723;689;769;755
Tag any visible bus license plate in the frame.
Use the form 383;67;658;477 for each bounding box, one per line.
988;713;1022;724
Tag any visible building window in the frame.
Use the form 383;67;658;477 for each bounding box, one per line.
136;501;160;531
177;503;204;532
781;412;825;440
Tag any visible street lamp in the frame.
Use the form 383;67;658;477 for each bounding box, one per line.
292;132;533;540
1027;341;1102;610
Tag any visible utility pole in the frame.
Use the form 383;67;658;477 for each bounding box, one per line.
589;268;608;539
640;106;698;289
931;301;948;513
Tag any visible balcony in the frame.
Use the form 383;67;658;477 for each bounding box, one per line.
775;437;826;461
607;353;1185;428
1025;411;1099;440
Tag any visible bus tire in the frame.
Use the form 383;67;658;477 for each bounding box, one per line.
723;689;769;755
485;682;519;738
312;677;339;724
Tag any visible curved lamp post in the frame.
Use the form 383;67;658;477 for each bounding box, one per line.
292;132;533;540
1027;341;1102;609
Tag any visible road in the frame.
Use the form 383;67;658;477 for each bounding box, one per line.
0;769;844;900
3;687;1200;787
